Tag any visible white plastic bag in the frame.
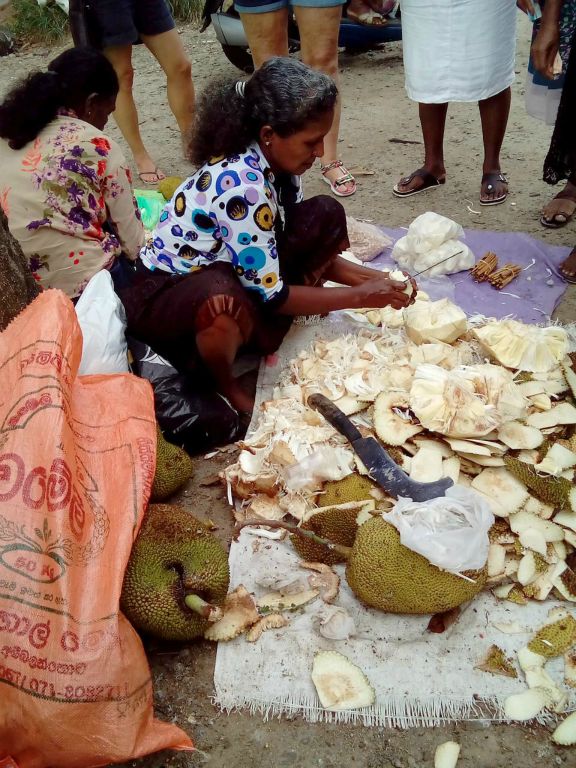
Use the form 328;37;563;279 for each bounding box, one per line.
386;486;494;573
392;212;474;276
75;269;129;374
393;237;474;277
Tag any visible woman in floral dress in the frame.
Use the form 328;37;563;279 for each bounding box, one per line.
0;47;144;299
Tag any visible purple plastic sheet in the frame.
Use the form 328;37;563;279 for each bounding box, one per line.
372;228;572;324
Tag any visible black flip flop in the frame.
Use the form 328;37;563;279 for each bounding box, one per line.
480;172;508;206
393;168;445;198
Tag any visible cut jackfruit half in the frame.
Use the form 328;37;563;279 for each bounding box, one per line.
473;319;568;373
311;651;375;711
290;501;371;565
404;298;467;345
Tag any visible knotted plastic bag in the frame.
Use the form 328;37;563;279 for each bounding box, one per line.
0;291;192;767
386;486;494;574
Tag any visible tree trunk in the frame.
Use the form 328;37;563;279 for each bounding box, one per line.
0;207;40;331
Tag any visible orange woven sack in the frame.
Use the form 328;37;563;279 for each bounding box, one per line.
0;291;193;767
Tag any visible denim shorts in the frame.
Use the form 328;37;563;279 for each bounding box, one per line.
88;0;175;48
236;0;346;13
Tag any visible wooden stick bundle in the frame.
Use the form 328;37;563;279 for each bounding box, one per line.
488;263;522;289
470;251;498;282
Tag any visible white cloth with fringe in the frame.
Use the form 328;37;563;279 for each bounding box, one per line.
213;318;576;727
401;0;517;103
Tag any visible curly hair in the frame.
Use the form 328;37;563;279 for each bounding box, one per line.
0;47;118;150
188;57;338;167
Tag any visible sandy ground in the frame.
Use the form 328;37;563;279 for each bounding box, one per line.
1;11;575;768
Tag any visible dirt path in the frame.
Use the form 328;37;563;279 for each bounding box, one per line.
0;13;574;768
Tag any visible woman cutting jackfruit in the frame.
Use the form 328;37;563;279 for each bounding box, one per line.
120;57;417;416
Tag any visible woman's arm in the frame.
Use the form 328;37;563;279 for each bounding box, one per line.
275;276;413;316
532;0;565;79
327;255;417;293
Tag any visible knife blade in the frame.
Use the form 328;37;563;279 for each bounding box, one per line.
307;394;453;502
409;249;464;279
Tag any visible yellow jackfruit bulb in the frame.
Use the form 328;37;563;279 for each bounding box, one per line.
527;616;576;658
121;504;229;641
151;425;194;501
317;474;377;507
504;456;575;511
345;517;486;614
158;176;184;201
290;506;362;566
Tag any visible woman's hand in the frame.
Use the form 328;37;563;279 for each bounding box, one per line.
532;21;561;79
353;274;415;310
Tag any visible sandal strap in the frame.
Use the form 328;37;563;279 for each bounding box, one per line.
332;173;355;188
320;160;344;173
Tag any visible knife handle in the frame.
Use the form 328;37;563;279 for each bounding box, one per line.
307;393;363;443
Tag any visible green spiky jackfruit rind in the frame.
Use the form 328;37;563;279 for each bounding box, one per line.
317;474;378;508
504;456;574;510
290;507;360;565
345;518;486;614
121;504;229;641
527;616;576;658
151;426;194;501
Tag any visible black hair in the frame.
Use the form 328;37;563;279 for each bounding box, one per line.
0;47;118;150
188;57;338;166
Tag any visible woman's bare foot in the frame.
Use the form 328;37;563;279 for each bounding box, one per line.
541;181;576;228
559;247;576;284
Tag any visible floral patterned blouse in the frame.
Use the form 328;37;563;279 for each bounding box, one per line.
0;115;144;298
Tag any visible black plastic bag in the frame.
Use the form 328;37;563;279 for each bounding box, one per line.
128;337;241;453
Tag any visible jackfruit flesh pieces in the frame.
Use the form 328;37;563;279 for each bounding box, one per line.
311;651;375;711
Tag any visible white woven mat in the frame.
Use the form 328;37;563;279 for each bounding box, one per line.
214;315;576;727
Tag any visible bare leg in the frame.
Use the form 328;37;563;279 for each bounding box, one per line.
196;314;254;413
141;28;194;142
394;102;448;194
104;44;165;182
541;175;576;228
295;5;355;195
239;8;290;66
478;87;511;203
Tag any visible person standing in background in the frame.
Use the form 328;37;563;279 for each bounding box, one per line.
393;0;526;206
527;0;576;228
235;0;356;198
69;0;195;185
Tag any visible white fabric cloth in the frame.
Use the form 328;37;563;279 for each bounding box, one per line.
401;0;517;103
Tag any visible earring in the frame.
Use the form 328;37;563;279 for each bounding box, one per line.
265;141;270;146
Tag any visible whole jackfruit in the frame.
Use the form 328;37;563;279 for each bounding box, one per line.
121;504;229;641
151;425;194;501
345;517;486;614
158;176;184;201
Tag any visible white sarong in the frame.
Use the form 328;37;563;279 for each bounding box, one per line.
401;0;517;103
